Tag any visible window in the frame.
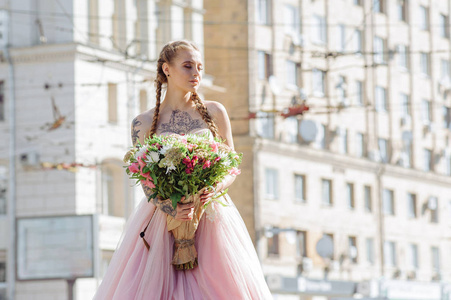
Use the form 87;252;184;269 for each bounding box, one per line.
374;36;386;64
284;117;298;143
256;111;274;138
318;124;326;149
296;230;307;257
430;196;439;223
384;241;396;266
373;0;385;14
337;24;346;53
431;247;440;272
101;161;127;217
348;236;357;263
139;90;147;112
354;30;362;55
312;15;326;44
441;59;450;79
375;86;387;112
400;93;410;118
108;83;118;124
397;0;408;22
407;244;419;269
322;179;332;205
267;228;279;256
294;174;306;202
444;106;451;129
356;80;363;105
0;82;4;122
366;238;375;264
339;128;348;154
419;6;429;31
324;233;335;259
258;51;272;80
284;5;298;34
424;148;433;172
356;132;364;157
354;0;362;6
404;144;412;168
378;138;389;163
420;52;430;76
88;0;99;44
0;167;5;215
364;185;372;212
398;45;409;69
337;76;347;103
440;14;450;38
256;0;270;25
112;0;126;49
346;183;355;209
286;60;299;86
383;188;394;215
312;68;325;97
265;168;278;200
407;193;417;218
422;100;431;123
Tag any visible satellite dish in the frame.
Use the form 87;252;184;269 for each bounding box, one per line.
316;235;334;259
299;120;319;142
268;75;281;95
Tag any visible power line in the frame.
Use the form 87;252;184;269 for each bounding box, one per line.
7;7;451;28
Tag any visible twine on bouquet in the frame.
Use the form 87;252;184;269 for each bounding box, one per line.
140;207;157;250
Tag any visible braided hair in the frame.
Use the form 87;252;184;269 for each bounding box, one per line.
147;40;220;138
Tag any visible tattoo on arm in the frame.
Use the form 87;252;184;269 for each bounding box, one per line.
132;118;142;145
142;184;177;217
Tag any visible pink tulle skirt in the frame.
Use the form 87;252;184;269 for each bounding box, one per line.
93;194;272;300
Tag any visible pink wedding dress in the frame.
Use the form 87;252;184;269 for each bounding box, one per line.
93;130;272;300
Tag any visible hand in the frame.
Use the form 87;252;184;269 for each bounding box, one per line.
199;182;223;205
174;197;195;221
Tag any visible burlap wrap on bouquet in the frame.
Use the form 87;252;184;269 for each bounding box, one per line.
166;192;205;270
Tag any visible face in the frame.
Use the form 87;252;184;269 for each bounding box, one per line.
163;48;203;93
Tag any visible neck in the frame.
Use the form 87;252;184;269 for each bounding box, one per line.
162;86;195;110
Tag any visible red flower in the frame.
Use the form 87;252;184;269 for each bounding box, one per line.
202;161;211;169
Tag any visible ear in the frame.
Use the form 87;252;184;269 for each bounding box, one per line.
162;62;170;76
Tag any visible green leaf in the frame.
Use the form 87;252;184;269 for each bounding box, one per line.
151;173;158;185
170;192;182;209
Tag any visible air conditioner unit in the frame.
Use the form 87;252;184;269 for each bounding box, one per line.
407;270;417;280
301;257;313;272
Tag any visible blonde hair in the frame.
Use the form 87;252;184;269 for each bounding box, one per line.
147;40;220;138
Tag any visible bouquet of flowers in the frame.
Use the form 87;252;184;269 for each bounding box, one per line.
123;133;242;270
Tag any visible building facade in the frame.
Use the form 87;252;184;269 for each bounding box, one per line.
0;0;213;299
204;0;451;299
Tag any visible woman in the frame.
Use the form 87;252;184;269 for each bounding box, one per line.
93;40;272;299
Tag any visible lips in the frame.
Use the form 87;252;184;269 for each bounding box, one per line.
190;80;199;85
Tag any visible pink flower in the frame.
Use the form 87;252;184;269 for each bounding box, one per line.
234;155;239;160
187;144;196;152
210;142;219;153
128;162;140;173
182;157;191;165
228;167;241;176
202;160;211;169
214;157;221;162
137;156;146;169
141;171;152;180
185;168;192;174
180;138;187;144
141;179;155;189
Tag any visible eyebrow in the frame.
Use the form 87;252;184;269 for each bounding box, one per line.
182;60;203;65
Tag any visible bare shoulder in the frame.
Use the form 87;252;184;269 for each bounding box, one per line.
203;100;228;118
131;108;155;145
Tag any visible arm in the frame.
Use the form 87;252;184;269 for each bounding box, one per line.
199;102;238;203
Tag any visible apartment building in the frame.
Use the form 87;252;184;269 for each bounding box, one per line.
0;0;213;299
204;0;451;299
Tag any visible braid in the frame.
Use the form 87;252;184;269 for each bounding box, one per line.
148;81;162;137
191;92;221;139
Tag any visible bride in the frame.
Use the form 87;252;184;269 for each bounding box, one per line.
93;40;272;300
